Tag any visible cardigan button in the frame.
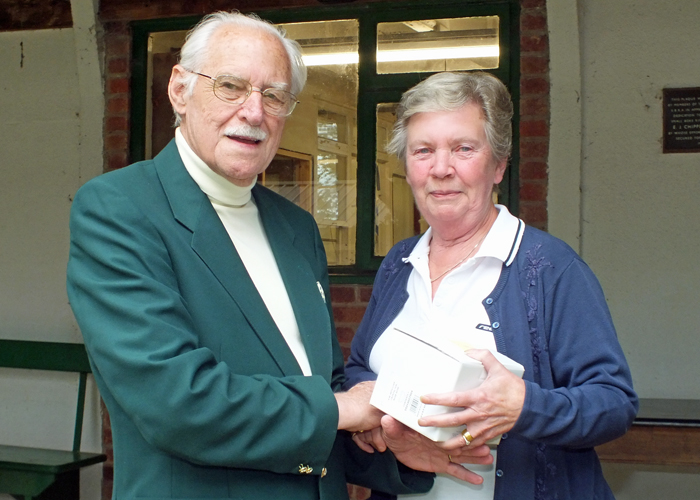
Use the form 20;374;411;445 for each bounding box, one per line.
502;433;508;440
492;322;500;329
496;469;504;478
485;298;494;304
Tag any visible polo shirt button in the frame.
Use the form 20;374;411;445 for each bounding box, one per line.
492;322;500;329
496;469;504;478
485;298;494;304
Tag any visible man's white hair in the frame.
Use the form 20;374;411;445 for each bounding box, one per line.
172;11;307;126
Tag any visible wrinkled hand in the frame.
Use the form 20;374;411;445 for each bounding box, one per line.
381;415;493;484
351;427;386;454
419;349;525;448
335;381;384;432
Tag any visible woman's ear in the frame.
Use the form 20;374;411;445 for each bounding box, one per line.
493;158;508;185
168;65;189;117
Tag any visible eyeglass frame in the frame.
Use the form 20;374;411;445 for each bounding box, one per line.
185;69;300;117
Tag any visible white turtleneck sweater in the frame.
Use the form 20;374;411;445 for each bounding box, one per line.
175;128;312;376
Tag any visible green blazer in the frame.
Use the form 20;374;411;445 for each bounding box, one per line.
67;140;432;499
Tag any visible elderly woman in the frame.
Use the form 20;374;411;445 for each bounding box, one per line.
344;72;637;500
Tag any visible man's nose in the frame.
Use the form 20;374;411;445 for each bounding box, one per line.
238;89;266;125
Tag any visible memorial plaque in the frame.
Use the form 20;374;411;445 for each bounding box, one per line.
663;87;700;153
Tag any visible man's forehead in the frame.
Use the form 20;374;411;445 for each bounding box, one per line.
204;25;291;81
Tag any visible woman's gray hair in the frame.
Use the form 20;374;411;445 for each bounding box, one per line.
387;71;514;164
172;11;307;126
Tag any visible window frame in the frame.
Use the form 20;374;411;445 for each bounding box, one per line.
129;0;520;283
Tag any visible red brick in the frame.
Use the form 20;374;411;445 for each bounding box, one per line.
105;35;130;59
332;305;367;325
521;55;549;75
520;161;548;180
521;96;549;117
521;34;548;53
520;140;549;160
520;77;549;95
108;77;130;95
330;285;357;304
348;484;371;500
108;57;129;75
105;133;128;150
520;119;548;137
519;202;548;227
107;96;129;114
107;150;128;171
520;181;547;202
105;116;128;134
521;0;546;9
335;326;356;345
358;285;373;304
521;11;547;31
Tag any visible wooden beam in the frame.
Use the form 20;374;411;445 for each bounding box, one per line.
597;425;700;466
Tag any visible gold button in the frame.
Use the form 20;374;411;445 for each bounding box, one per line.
298;464;313;474
321;467;327;478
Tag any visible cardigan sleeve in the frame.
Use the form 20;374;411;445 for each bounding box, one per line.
512;256;638;448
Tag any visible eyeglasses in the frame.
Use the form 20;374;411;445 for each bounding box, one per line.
186;70;299;117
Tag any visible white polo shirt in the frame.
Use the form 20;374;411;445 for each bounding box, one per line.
369;204;524;500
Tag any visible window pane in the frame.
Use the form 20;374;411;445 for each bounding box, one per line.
375;103;425;257
377;16;499;74
280;20;358;266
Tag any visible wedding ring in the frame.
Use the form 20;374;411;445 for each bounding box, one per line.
448;454;453;463
461;428;474;445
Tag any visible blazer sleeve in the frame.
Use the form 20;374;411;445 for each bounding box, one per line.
67;178;340;474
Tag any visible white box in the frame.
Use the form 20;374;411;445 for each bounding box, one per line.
370;327;525;442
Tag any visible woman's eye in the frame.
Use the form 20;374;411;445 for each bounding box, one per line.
414;148;431;155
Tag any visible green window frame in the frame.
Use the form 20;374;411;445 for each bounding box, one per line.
129;0;520;283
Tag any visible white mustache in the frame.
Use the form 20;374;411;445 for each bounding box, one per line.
224;124;267;142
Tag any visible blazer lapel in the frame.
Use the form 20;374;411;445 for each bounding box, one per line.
254;186;334;383
153;141;303;377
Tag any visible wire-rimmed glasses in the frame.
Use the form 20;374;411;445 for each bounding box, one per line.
186;70;299;117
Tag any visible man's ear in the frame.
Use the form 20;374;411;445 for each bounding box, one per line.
168;65;189;116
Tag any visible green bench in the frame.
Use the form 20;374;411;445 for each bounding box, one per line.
0;339;107;500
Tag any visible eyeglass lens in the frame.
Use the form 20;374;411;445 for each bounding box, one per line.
212;75;295;116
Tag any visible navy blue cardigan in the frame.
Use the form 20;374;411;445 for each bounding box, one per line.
345;225;638;500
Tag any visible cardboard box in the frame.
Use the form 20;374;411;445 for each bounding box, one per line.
370;327;525;442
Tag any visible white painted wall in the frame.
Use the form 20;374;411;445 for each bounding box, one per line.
548;1;700;498
549;0;700;400
0;1;104;498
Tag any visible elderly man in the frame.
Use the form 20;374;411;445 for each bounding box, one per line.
67;11;486;500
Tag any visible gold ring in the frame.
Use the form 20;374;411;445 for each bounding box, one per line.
448;454;453;463
461;428;473;445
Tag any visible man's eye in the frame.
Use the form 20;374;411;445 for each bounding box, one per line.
414;148;431;155
263;91;284;103
218;79;247;92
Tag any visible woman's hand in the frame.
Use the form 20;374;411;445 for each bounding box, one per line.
380;415;493;484
418;349;526;447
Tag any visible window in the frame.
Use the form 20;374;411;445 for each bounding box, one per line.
130;0;519;281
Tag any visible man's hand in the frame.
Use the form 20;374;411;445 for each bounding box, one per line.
381;415;493;484
335;381;384;431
